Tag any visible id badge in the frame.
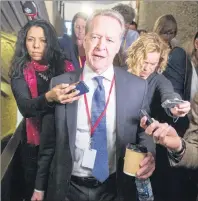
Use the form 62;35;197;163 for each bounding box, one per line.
82;149;97;169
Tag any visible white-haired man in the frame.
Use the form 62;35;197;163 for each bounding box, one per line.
32;9;155;201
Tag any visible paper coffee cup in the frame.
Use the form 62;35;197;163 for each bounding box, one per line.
123;143;147;176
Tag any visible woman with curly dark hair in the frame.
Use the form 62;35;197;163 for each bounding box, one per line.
10;19;80;201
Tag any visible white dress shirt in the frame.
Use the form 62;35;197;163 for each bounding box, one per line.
72;64;116;177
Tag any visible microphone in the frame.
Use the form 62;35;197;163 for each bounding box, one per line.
22;1;38;20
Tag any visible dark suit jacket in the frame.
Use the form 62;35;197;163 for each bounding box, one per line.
35;67;155;201
58;34;81;70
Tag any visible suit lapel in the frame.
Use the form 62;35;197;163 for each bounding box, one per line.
66;67;127;160
114;67;127;159
66;70;82;159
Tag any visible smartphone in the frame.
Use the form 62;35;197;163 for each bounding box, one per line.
72;81;89;96
140;109;158;143
140;109;153;126
161;99;185;109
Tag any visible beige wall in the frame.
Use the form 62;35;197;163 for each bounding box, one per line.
63;1;132;21
138;1;198;46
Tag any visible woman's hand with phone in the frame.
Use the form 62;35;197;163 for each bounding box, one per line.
45;83;81;104
170;101;191;117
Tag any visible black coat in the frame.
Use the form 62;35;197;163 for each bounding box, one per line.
147;72;181;119
163;47;193;100
163;47;193;136
58;34;81;70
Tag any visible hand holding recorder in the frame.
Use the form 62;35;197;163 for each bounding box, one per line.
140;110;182;152
45;81;89;104
162;99;191;117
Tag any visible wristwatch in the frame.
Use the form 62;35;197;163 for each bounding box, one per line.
172;138;186;155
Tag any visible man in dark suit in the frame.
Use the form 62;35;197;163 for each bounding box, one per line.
32;9;155;201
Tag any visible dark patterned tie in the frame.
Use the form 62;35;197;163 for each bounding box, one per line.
91;76;109;182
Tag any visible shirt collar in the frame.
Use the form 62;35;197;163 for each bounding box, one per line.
83;63;114;82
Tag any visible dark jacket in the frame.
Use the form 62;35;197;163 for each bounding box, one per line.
35;67;155;201
158;47;198;200
163;47;193;101
163;47;193;136
11;70;55;200
58;34;81;70
147;72;181;120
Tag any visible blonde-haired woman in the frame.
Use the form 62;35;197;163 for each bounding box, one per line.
127;33;193;201
127;32;169;78
127;32;190;119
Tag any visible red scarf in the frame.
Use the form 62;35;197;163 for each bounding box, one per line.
23;61;48;145
23;58;84;145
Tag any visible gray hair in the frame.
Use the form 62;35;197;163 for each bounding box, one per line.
112;3;135;25
85;9;125;40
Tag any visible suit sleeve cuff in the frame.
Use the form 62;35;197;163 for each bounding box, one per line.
44;94;55;108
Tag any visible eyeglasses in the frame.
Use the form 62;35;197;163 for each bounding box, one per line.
161;31;176;36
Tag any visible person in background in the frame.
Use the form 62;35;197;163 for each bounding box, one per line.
32;9;155;201
9;19;80;201
153;14;177;46
59;12;88;71
154;14;189;134
129;21;138;31
154;15;197;135
112;3;139;67
127;32;190;121
140;90;198;201
127;32;192;201
153;14;197;201
184;32;198;103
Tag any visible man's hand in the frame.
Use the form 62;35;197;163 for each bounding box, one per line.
31;191;44;201
136;152;155;179
170;101;191;117
45;83;81;104
140;116;182;151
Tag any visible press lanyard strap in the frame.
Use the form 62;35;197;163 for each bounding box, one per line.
82;74;115;136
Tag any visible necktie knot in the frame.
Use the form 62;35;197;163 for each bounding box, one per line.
94;76;104;88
